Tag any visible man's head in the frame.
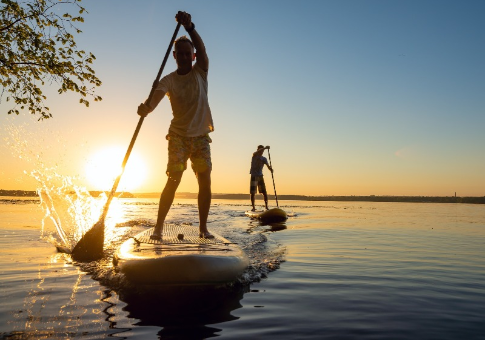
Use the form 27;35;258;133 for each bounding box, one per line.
173;36;195;74
254;145;265;155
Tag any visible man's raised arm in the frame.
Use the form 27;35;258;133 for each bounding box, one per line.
175;11;209;72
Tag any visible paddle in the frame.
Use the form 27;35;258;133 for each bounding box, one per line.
71;22;181;262
267;149;280;208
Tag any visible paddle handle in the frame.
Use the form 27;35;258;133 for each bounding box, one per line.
267;149;279;208
100;23;181;220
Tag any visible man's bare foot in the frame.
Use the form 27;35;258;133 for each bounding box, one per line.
199;231;214;239
150;227;163;240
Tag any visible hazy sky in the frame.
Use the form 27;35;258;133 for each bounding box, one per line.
1;0;484;196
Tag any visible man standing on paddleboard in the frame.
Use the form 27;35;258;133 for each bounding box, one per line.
250;145;273;211
138;11;214;240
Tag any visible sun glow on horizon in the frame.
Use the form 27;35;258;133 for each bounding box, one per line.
85;147;147;191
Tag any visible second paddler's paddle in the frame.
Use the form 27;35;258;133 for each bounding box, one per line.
267;148;280;208
72;22;181;262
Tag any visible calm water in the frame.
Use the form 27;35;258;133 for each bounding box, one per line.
1;197;484;339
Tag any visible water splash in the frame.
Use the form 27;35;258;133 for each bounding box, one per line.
33;168;105;249
2;119;119;252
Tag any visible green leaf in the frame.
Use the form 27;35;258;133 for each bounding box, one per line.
0;0;101;119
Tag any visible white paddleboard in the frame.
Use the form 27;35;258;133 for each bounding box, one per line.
113;224;249;285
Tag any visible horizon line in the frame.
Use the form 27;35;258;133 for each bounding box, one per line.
1;189;484;199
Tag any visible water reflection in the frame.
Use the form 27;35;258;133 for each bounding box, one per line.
119;285;246;338
247;220;288;233
266;222;287;232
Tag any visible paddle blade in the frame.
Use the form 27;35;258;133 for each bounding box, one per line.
71;220;105;262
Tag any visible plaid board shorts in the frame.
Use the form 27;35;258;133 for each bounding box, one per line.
166;132;212;175
250;175;267;194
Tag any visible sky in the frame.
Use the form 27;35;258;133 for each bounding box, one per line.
1;0;484;197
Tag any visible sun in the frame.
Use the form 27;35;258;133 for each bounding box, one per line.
85;146;147;191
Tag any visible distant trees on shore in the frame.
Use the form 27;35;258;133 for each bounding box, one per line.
1;190;484;204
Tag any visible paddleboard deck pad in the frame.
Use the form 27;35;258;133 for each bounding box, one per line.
113;224;249;285
245;207;288;223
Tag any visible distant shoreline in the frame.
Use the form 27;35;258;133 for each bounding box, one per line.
1;189;484;204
